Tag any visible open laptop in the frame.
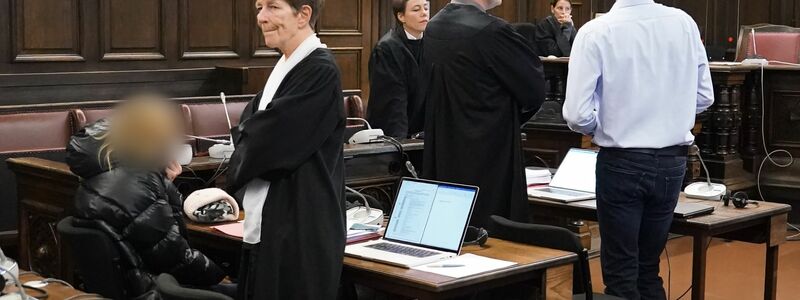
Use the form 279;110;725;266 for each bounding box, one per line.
528;148;597;202
345;178;479;268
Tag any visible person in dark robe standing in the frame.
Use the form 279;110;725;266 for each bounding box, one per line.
366;0;429;138
421;0;546;228
226;0;346;299
535;0;576;57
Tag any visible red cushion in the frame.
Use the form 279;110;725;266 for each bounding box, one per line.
0;111;72;154
742;32;800;63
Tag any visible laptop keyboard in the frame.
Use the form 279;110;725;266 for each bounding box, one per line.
366;242;440;258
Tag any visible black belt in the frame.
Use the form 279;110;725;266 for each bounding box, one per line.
601;145;689;156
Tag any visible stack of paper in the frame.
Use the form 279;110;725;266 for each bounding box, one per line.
212;221;244;238
412;254;517;278
526;167;552;185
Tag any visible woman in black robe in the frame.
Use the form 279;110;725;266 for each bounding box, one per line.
366;0;429;138
226;0;346;299
535;0;576;57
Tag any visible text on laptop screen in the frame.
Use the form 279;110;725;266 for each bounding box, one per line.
549;148;598;193
384;180;476;252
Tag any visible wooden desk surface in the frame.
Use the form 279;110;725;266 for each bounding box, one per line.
186;219;576;294
2;272;86;299
343;238;576;293
530;193;791;233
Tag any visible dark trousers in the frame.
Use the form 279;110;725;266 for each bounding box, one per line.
595;147;687;300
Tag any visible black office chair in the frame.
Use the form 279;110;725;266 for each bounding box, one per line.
57;216;128;299
156;274;233;300
489;215;623;300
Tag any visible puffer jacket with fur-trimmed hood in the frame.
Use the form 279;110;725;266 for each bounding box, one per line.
66;119;226;293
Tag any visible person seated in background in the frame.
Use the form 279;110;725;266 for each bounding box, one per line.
536;0;576;57
66;95;228;298
366;0;429;138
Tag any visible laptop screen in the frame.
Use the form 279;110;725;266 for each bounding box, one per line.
383;178;478;253
549;148;598;193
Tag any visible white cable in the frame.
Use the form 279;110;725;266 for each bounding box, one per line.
0;265;28;299
755;64;794;203
787;223;800;240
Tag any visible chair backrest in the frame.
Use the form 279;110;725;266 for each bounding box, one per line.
70;108;114;133
156;273;233;300
57;217;128;300
344;95;366;124
489;215;592;297
735;24;800;63
0;110;72;232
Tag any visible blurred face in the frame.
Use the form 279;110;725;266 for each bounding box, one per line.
552;0;572;21
109;96;183;170
255;0;311;51
397;0;429;36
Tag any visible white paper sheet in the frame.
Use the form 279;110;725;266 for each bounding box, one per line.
412;253;517;278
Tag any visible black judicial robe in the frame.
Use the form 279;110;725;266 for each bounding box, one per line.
366;28;425;138
226;48;346;300
421;4;545;228
535;15;576;57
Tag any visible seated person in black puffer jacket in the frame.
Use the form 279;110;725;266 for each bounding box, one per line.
66;95;228;298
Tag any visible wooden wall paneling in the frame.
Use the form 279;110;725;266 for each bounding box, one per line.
770;0;797;26
0;69;218;105
739;0;771;27
330;48;362;94
100;0;166;61
319;0;371;98
179;0;239;59
11;0;84;62
1;0;10;71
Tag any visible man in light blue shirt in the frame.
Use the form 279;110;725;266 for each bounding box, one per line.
563;0;713;299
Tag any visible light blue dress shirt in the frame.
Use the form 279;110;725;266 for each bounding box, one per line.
563;0;714;148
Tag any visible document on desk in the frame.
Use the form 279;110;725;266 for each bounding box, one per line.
412;254;516;278
212;220;244;238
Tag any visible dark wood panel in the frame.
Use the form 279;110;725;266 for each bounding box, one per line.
332;48;362;92
179;0;239;59
11;0;84;62
0;69;217;105
100;0;166;61
319;0;361;33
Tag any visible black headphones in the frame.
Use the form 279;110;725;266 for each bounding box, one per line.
722;191;758;209
462;226;489;247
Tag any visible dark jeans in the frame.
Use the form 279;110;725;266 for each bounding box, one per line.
596;147;687;300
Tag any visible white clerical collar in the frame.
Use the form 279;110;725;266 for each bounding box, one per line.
258;33;326;111
451;0;486;12
405;30;423;40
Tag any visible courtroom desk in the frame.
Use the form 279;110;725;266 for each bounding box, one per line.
186;220;577;300
6;139;423;283
2;272;87;299
529;194;791;300
343;239;575;300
